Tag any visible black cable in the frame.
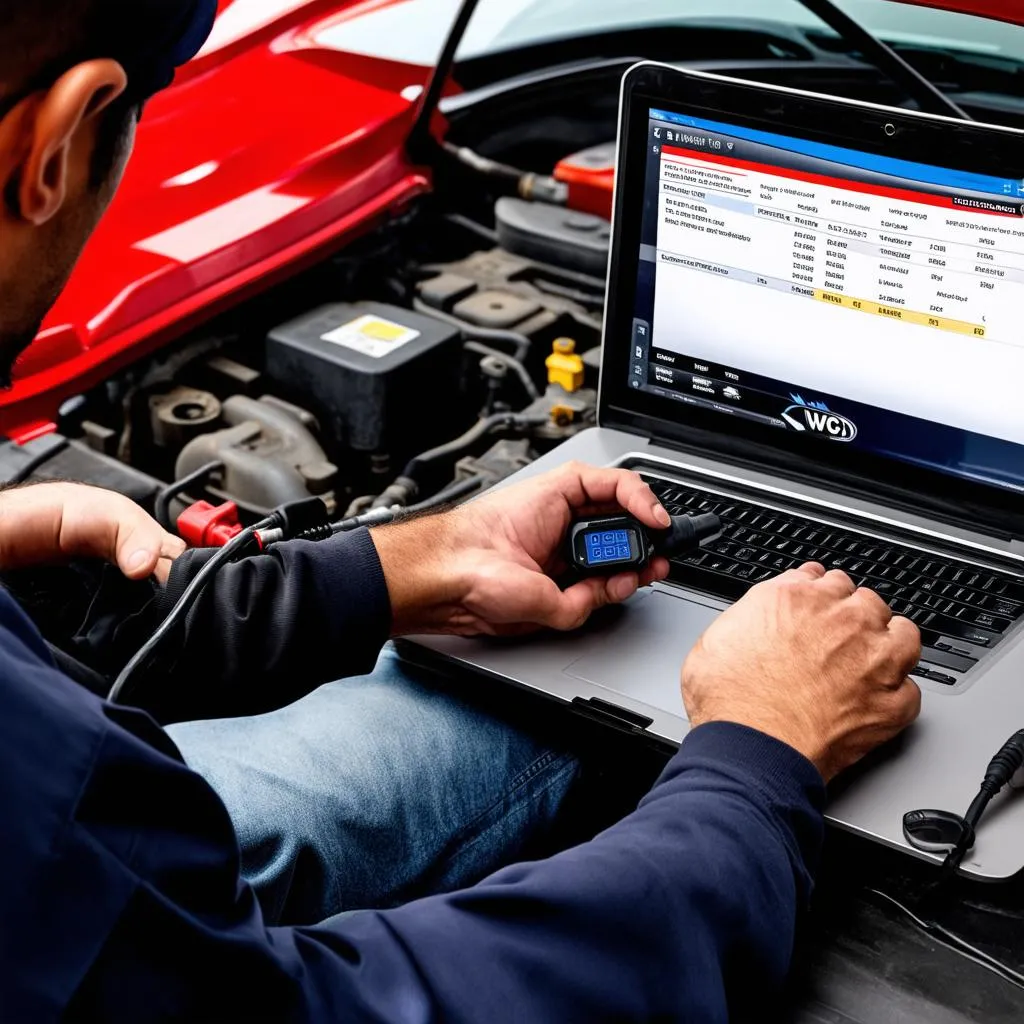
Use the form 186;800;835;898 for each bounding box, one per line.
438;143;569;206
310;475;489;541
465;342;540;401
107;517;275;705
401;412;544;484
868;889;1024;992
8;437;70;485
795;0;970;120
441;141;524;183
406;474;485;515
943;729;1024;878
444;212;500;245
154;461;224;531
412;299;532;361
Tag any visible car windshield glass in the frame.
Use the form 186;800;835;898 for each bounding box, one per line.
455;0;1024;64
311;1;1024;70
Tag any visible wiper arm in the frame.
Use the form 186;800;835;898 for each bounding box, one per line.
795;0;971;120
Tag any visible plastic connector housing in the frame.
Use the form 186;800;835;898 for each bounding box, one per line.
178;500;244;548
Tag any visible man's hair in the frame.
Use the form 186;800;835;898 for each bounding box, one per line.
0;1;138;188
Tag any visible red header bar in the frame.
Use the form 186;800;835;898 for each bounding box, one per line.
661;145;1019;218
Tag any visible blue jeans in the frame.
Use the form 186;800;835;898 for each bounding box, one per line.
168;645;579;926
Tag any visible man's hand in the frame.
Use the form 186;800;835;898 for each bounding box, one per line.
682;563;922;782
371;462;672;637
0;482;186;583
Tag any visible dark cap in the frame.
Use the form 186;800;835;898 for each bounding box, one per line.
110;0;218;102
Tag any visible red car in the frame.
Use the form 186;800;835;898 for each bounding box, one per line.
5;0;1023;536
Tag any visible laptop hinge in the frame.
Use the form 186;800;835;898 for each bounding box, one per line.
571;696;654;734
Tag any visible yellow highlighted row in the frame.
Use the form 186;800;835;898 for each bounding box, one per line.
813;289;985;338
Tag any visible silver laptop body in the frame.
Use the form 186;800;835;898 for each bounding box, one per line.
402;63;1024;880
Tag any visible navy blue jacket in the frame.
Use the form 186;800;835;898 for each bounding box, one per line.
0;530;825;1022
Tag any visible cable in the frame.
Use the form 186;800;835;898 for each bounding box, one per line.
412;299;533;361
8;437;70;485
107;520;273;705
444;212;499;245
465;342;540;401
441;141;524;184
402;412;544;486
439;141;569;207
406;474;485;514
903;730;1024;882
946;729;1024;876
868;888;1024;992
154;461;224;531
795;0;970;121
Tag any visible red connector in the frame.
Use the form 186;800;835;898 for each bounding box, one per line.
554;143;615;220
177;500;245;548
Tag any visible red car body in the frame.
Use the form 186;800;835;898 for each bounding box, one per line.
5;0;1021;441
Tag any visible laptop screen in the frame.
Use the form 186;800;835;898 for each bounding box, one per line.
627;107;1024;494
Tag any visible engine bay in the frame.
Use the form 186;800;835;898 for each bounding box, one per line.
8;14;1024;537
0;152;615;531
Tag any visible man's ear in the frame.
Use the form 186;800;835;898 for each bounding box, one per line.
14;59;128;226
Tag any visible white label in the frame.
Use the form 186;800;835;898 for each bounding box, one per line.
321;315;420;359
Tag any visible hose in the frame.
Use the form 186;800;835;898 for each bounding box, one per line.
8;437;71;485
407;474;486;514
464;342;540;401
412;299;532;362
401;412;544;485
154;461;224;531
439;142;570;206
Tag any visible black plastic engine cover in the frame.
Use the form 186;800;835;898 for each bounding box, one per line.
265;301;465;475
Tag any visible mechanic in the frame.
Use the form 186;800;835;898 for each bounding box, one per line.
0;2;924;1020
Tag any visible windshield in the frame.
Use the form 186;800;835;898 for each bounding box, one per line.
458;0;1024;63
312;0;1024;68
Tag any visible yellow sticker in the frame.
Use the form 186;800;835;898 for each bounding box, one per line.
321;315;421;359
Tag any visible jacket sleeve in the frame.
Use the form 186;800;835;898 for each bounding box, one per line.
0;582;824;1024
133;529;393;722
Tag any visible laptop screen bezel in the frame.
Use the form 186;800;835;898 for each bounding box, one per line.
599;62;1024;528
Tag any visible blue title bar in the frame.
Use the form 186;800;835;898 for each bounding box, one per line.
650;108;1024;199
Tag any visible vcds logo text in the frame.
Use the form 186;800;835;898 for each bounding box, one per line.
781;396;857;443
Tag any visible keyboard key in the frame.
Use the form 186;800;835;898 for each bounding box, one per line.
920;647;977;673
668;565;754;601
915;666;958;686
921;613;996;647
969;611;1012;633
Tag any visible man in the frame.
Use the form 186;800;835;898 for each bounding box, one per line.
0;2;923;1020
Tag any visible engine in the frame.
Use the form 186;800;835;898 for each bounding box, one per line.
0;145;617;534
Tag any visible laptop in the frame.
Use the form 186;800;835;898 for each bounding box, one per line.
401;62;1024;880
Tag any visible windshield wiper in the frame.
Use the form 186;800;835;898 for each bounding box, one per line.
795;0;971;120
406;0;972;168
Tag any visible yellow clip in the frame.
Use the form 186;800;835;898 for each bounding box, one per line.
546;338;584;393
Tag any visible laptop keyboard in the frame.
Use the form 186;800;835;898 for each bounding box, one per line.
646;477;1024;686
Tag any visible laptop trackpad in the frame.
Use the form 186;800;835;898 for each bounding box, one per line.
563;591;721;715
